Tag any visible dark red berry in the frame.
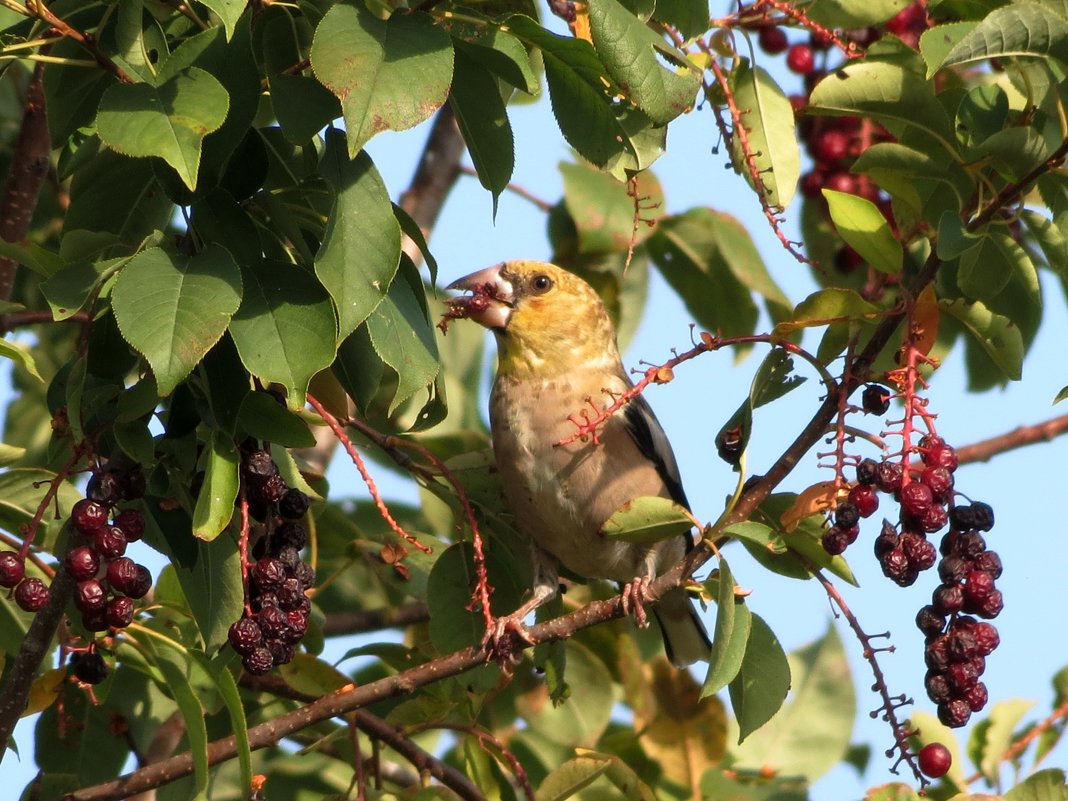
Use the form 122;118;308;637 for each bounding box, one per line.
925;637;950;671
902;532;937;570
66;546;100;581
974;550;1002;579
856;458;879;485
938;556;969;583
253;557;286;592
925;671;952;704
758;26;789;54
258;606;290;640
920;503;949;533
74;579;107;612
118;467;146;501
265;638;295;665
127;564;152;599
243;646;274;675
848;484;879;517
86;471;122;505
973;622;1000;656
0;551;26;588
933;583;964;615
82;607;109;632
822;528;849;555
921;466;954;503
815;129;850;164
259;473;288;504
786;43;815;74
963;570;995;606
295;561;315;588
900;482;934;517
874;521;900;558
917;743;952;778
925;444;959;471
945;626;978;661
276;546;300;573
946;661;979;694
283;610;308;642
835;502;860;528
71;499;109;533
916;605;945;638
964;681;988;712
93;526;128;559
938;698;971;727
279;489;310;521
876;461;904;494
953;531;986;559
106;595;136;628
229;617;263;656
244;450;277;478
70;651;108;684
825;171;857;195
106;557;139;595
112;508;145;541
274;521;308;551
881;547;914;585
277;577;305;611
861;384;891;415
976;589;1003;619
15;577;49;612
971;502;995;531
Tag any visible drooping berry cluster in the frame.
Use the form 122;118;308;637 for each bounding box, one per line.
916;502;1001;727
0;467;151;625
751;2;933;274
228;448;314;675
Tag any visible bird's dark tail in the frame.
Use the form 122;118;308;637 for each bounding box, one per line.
654;587;711;668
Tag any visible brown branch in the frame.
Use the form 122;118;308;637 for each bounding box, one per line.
0;309;89;333
239;674;487;801
954;413;1068;465
26;1;134;83
407;721;535;801
965;696;1068;784
0;61;51;302
320;601;429;637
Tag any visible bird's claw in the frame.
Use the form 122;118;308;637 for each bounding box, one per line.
620;576;653;628
481;614;534;671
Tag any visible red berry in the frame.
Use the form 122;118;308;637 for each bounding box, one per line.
0;551;26;588
900;482;933;517
786;43;815;74
66;545;100;581
973;622;1000;656
976;589;1003;619
15;577;49;612
848;484;879;517
974;550;1002;578
106;557;139;595
924;443;959;471
917;743;952;778
112;508;145;541
963;570;995;605
243;647;274;675
921;466;954;503
814;128;850;164
964;681;989;712
74;579;107;613
920;503;949;533
71;499;109;534
825;171;858;194
822;528;849;555
902;532;937;570
932;583;964;614
106;596;136;629
229;617;263;656
93;526;128;559
876;462;904;494
758;26;789;54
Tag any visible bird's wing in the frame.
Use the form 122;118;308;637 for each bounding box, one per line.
621;392;691;512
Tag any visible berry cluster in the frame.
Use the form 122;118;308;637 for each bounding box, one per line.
0;467;151;626
751;2;932;274
228;449;314;675
917;502;1001;727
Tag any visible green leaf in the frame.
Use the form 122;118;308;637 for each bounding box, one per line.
750;349;806;409
449;49;515;203
808;60;956;156
600;496;694;543
192;432;239;541
936;211;982;260
0;442;26;466
933;4;1068;74
918;21;978;76
587;0;700;125
503;15;665;176
977;699;1035;784
822;189;902;274
237;392;316;448
189;651;252;795
449;19;539;94
728;63;801;209
776;287;880;337
647;209;760;337
959;229;1036;304
311;5;454;156
701;557;752;697
153;643;210;799
800;0;909;28
228;260;337;408
732;623;854;782
316;131;401;340
535;756;612;801
1005;770;1068;801
40;260;114;321
560;162;659;255
110;245;242;396
365;264;441;415
519;641;614;746
0;338;43;382
199;0;246;41
96;68;230;190
653;0;710;40
173;534;245;652
728;612;791;742
940;297;1024;380
907;711;969;793
393;203;439;285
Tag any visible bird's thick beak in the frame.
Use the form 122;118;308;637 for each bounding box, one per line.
444;264;515;330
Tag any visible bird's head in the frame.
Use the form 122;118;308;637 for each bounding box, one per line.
445;261;619;376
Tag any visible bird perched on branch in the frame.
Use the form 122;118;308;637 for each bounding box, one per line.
446;260;710;667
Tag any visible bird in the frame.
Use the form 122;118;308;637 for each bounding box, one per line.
445;260;711;667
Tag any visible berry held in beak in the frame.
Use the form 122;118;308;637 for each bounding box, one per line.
441;265;515;331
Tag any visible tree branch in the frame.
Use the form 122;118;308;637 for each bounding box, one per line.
954;413;1068;465
320;601;428;637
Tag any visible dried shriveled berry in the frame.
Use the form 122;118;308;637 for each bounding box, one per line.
70;651;108;685
15;577;49;612
66;546;100;582
71;499;109;533
0;551;26;588
106;596;136;628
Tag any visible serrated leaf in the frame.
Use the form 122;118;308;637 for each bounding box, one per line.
728;612;791;742
40;260;113;321
228;260;337;408
311;5;453;156
535;756;611;801
450;18;538;94
192;432;239;541
702;557;751;697
449;49;515;204
0;338;43;382
199;0;245;41
728;63;800;209
750;348;805;408
940;297;1024;380
111;245;242;396
173;534;244;652
934;4;1068;74
1005;770;1068;801
366;266;440;415
918;21;978;77
959;229;1036;305
96;68;229;190
316;131;401;340
600;496;694;543
587;0;700;125
979;699;1035;785
823;189;902;274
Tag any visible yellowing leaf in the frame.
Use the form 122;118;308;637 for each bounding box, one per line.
24;668;66;717
780;481;839;532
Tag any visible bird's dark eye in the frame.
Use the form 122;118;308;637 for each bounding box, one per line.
531;274;554;294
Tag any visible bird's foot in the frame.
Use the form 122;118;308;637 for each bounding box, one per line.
481;614;535;670
620;576;653;628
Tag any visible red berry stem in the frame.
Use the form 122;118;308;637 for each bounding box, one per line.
17;445;86;560
238;488;253;618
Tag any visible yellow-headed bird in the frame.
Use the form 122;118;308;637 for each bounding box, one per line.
447;261;710;667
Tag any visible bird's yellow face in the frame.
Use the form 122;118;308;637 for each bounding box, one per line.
446;261;619;378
